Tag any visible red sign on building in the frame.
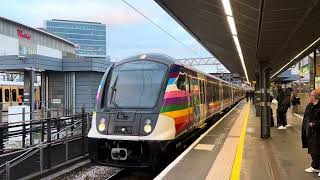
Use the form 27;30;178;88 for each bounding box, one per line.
17;29;31;40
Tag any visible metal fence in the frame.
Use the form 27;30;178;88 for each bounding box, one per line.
0;110;90;180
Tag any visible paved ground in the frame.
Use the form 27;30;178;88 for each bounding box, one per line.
241;104;319;180
158;101;247;180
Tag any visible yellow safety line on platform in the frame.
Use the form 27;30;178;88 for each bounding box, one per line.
230;103;250;180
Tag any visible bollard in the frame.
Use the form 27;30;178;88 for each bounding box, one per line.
57;117;61;140
65;127;69;161
39;142;43;171
71;116;74;136
29;113;33;146
62;103;65;116
41;119;45;143
47;111;52;168
0;104;2;124
22;108;26;148
0;126;3;153
40;107;44;119
86;113;90;133
5;161;10;180
81;108;86;155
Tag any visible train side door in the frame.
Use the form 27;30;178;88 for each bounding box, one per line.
11;86;19;106
186;75;193;130
219;82;224;111
2;86;10;111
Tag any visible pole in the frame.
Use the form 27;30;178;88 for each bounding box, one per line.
255;72;261;116
47;110;51;168
22;108;26;148
65;127;69;161
260;62;271;138
81;107;86;155
5;161;10;180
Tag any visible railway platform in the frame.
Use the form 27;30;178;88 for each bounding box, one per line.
154;100;318;180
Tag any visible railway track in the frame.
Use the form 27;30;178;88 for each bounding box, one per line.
47;105;236;180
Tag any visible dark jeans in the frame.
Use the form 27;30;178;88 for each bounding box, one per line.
277;110;287;127
311;154;320;169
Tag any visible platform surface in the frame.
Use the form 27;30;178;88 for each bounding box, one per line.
155;100;319;180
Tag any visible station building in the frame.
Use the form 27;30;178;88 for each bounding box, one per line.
0;16;111;115
0;16;76;58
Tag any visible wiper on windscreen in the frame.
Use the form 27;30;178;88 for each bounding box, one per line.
109;75;119;106
109;75;128;118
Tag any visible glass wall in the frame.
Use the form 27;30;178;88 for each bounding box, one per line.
315;48;320;89
293;52;315;93
46;20;107;58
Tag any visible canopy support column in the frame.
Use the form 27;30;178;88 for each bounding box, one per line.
259;62;272;138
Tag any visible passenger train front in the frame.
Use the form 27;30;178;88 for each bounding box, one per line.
88;54;244;168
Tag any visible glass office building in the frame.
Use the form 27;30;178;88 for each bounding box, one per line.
45;19;106;58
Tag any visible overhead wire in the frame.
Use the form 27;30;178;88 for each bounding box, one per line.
120;0;203;57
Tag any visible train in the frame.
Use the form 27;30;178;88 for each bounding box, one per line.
88;54;245;168
0;81;41;111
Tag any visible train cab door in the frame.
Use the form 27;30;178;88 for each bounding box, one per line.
2;86;10;111
10;86;19;107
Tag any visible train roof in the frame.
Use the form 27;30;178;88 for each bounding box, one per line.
116;53;243;89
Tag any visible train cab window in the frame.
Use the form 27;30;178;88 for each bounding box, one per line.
5;89;9;102
12;89;17;101
177;74;186;91
106;60;168;108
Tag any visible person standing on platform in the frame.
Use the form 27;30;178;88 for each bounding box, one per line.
18;95;23;105
250;91;254;104
245;91;250;102
277;88;291;129
276;87;284;128
302;90;320;176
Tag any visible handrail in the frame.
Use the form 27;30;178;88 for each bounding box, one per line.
0;116;87;177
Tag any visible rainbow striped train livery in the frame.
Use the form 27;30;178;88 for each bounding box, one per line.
88;54;245;168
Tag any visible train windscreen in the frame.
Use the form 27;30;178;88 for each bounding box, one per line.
106;60;167;108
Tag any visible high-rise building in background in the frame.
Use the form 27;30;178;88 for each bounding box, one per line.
45;19;107;58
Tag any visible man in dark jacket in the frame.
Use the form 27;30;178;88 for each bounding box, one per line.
302;90;320;176
277;88;291;129
276;87;284;127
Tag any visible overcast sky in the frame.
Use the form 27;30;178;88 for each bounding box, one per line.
0;0;228;73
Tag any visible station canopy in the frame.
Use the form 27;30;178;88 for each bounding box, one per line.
155;0;320;82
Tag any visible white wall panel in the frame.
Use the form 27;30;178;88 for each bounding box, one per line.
0;34;19;55
37;45;62;59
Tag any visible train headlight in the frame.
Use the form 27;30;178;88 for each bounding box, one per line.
144;124;152;133
98;118;106;132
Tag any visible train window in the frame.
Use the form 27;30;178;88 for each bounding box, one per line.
0;89;2;103
106;60;168;108
177;74;186;91
5;89;9;102
12;89;17;101
206;82;213;103
19;89;24;96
